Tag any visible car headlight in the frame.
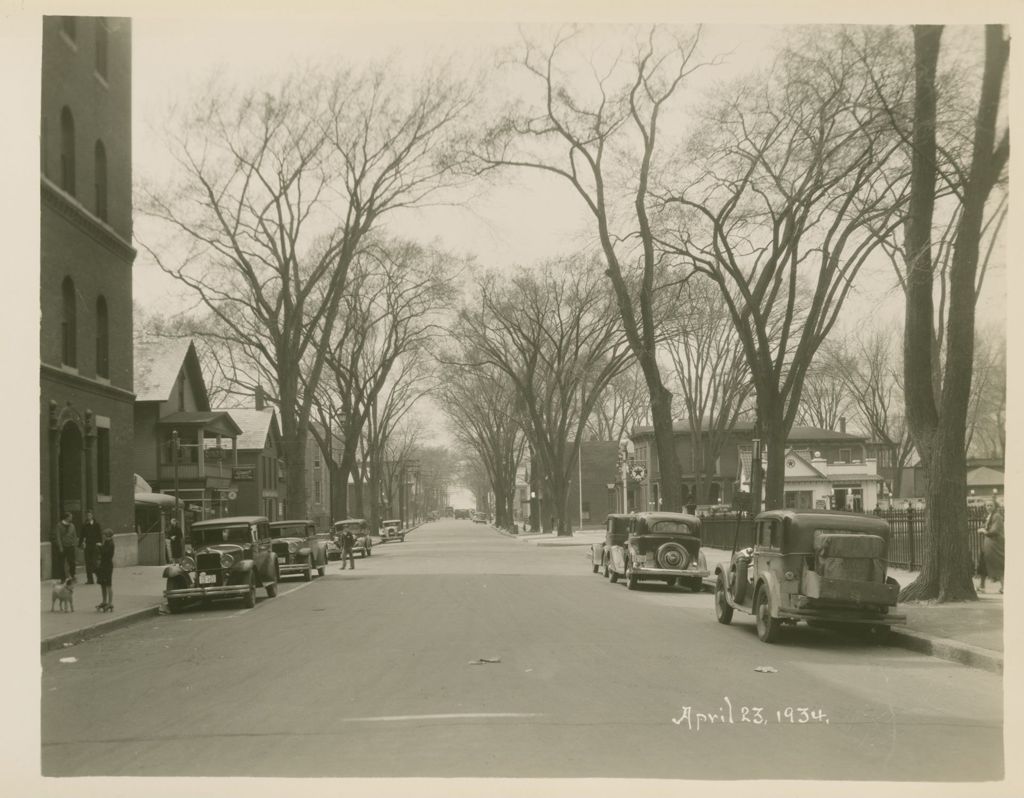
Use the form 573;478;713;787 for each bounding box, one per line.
220;553;234;569
288;541;299;554
180;556;196;572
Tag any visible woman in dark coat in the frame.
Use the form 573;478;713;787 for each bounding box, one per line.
980;504;1004;593
97;528;115;611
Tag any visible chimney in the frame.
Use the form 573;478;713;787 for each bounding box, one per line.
839;417;846;434
255;385;265;411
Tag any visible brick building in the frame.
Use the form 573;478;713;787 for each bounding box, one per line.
40;17;135;577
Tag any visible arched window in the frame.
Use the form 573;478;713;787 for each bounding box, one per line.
95;295;109;378
95;18;108;79
94;140;108;220
61;277;77;367
60;107;75;195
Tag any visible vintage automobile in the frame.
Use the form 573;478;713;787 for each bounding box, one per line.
163;515;279;612
607;512;708;591
380;519;405;543
332;518;373;557
713;509;906;644
590;513;632;577
314;530;342;561
268;519;329;580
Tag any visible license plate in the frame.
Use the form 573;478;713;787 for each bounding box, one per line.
198;572;217;585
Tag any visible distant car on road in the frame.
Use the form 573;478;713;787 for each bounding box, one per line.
607;512;708;591
471;512;487;524
268;519;329;580
454;509;470;520
380;519;405;542
332;519;373;557
163;515;279;612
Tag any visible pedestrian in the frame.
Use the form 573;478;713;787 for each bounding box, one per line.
52;512;78;580
96;528;115;612
340;525;356;570
979;502;1005;594
79;509;102;584
167;517;184;560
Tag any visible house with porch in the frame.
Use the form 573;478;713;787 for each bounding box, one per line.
133;339;241;526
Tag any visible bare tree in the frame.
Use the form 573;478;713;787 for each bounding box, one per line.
966;327;1005;459
659;29;908;509
585;363;651;442
899;25;1008;602
438;362;526;528
138;65;474;518
794;354;855;432
664;276;753;503
478;26;722;513
455;257;633;534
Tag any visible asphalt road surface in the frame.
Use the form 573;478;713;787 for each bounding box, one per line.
42;520;1003;780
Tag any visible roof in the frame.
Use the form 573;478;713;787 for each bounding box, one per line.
630;420;865;442
157;410;242;436
134;338;203;404
967;466;1005;486
633;512;701;523
270;519;314;526
215;407;278;451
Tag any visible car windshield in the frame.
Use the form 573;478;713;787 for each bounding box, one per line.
270;525;308;539
190;526;252;548
647;520;698;537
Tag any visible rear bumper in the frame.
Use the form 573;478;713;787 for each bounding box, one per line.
278;563;310;575
780;608;907;625
633;566;709;580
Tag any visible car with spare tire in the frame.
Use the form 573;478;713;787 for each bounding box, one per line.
607;512;708;591
269;519;329;580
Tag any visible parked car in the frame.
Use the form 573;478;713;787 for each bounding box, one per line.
590;514;632;577
607;512;708;591
315;530;342;561
332;519;373;557
454;509;470;519
268;520;329;580
713;510;906;644
381;519;405;542
163;516;279;612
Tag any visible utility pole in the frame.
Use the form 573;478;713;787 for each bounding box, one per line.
172;429;181;526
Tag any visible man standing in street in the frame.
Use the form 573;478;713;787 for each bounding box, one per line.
340;525;356;571
79;509;103;585
52;512;78;580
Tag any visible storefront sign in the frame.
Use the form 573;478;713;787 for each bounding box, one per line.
232;466;256;481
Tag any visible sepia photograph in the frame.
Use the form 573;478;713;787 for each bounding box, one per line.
5;0;1019;794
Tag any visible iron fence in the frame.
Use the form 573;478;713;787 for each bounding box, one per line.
699;506;989;572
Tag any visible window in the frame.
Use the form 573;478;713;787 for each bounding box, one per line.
839;448;852;464
96;425;111;495
95;295;109;377
94;18;108;79
60;107;75;195
61;16;77;42
313;449;321;469
314;476;323;504
61;276;77;367
94;140;108;220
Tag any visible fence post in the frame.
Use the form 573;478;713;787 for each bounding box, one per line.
907;506;916;569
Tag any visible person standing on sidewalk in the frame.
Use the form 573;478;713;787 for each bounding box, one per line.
51;512;78;580
979;503;1005;594
340;526;356;570
96;528;115;612
79;509;102;585
167;517;184;560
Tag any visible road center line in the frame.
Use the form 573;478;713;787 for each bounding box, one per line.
339;713;543;722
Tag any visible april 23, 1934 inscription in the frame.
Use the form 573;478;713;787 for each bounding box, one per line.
672;697;830;731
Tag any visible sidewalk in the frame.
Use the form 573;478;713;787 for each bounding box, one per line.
41;565;168;654
516;530;1004;673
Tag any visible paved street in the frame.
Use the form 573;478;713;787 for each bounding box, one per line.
42;520;1003;780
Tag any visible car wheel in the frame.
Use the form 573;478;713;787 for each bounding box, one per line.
592;561;599;574
610;570;619;584
167;598;186;614
656;541;690;570
317;563;327;577
243;579;256;609
304;557;313;582
626;562;638;591
754;588;781;643
602;560;610;579
715;576;734;625
266;579;278;598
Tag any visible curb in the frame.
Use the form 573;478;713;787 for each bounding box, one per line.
887;628;1003;674
41;605;163;655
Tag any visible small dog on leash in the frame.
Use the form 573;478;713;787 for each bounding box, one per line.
51;577;75;612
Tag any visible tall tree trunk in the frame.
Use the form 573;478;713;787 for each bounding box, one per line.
648;379;683;511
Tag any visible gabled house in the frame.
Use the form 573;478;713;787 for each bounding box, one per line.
217;406;283;519
133;338;241;521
